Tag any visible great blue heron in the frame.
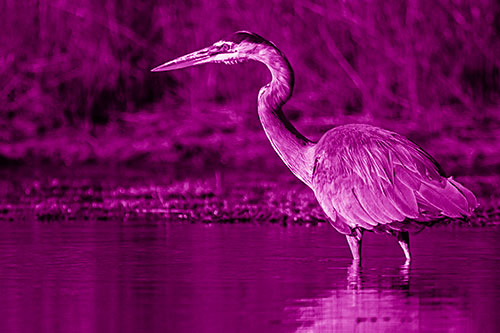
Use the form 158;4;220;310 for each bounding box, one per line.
152;31;477;262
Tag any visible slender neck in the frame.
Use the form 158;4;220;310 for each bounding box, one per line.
254;47;315;187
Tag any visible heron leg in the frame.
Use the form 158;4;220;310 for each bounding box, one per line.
346;228;364;262
396;231;411;262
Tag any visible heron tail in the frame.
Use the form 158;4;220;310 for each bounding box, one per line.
415;177;478;218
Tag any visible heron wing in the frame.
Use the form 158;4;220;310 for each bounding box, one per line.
312;125;477;233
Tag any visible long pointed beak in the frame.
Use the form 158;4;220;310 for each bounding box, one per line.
151;47;212;72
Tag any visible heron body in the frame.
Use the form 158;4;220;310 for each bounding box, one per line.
152;31;478;262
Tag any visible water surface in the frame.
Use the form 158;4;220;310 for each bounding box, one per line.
0;221;498;332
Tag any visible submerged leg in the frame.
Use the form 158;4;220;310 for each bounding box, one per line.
346;228;364;262
396;231;411;262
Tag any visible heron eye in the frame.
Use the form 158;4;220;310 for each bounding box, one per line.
221;44;230;52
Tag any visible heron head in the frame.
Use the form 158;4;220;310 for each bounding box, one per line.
151;31;276;72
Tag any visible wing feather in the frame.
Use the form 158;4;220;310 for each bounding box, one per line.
354;187;392;224
372;189;406;221
386;176;420;218
417;181;466;217
330;181;379;228
312;124;478;232
448;178;478;210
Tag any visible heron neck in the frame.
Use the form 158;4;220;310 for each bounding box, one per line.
257;52;315;187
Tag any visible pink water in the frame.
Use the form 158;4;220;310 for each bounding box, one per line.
0;221;498;332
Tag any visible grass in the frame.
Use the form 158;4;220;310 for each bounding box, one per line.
0;167;498;227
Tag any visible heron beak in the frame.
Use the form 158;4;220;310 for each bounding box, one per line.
151;47;212;72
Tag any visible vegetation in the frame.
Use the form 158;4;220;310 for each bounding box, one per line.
1;168;498;226
1;0;499;171
0;1;499;220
